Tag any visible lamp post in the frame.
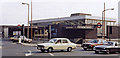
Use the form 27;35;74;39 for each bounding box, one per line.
31;0;33;40
22;3;30;38
102;2;114;40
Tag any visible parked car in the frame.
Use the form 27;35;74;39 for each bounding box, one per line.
37;38;77;53
94;41;120;54
10;37;14;41
12;36;32;43
81;39;107;50
10;35;19;41
19;36;32;43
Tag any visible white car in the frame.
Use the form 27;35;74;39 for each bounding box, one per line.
10;35;19;41
19;36;32;43
37;38;77;52
94;41;120;54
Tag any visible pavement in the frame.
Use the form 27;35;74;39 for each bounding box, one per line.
17;42;81;47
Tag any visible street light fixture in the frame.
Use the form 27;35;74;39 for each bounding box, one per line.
102;3;114;40
22;3;30;38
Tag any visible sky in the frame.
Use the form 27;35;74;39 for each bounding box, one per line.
0;0;120;25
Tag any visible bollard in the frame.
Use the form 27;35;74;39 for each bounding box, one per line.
19;38;21;43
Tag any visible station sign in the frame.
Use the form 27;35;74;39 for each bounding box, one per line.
65;26;93;29
97;23;102;28
17;24;21;27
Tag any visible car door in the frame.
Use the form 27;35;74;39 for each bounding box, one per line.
54;39;62;50
61;39;69;49
113;43;119;52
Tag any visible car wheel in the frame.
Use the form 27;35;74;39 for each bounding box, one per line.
61;50;64;52
67;47;72;52
91;47;94;50
47;47;53;53
106;49;110;54
11;39;13;41
41;50;45;52
118;51;120;53
95;51;99;54
84;48;87;50
13;40;15;42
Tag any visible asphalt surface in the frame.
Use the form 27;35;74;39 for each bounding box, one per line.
1;39;120;56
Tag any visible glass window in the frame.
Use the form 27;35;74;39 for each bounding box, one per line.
56;40;61;43
49;39;57;43
102;40;106;43
89;40;99;43
105;42;113;46
62;40;68;43
98;40;103;43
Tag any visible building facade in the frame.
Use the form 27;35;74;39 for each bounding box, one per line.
1;13;119;42
31;13;118;40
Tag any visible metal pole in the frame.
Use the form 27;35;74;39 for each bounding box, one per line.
49;25;51;39
27;4;29;38
31;0;33;40
102;11;104;39
104;2;105;40
22;3;30;39
109;27;110;41
23;24;25;42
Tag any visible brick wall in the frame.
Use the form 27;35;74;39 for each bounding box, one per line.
85;26;97;39
107;26;120;39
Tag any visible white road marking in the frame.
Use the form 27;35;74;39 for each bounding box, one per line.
25;50;32;56
49;53;54;56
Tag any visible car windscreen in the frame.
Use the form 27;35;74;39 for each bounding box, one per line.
49;39;57;43
88;40;99;43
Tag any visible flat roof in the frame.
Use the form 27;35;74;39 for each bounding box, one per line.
31;15;116;24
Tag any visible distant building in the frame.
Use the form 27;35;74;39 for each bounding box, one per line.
0;25;32;39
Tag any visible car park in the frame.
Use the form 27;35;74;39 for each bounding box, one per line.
94;41;120;54
37;38;77;53
81;39;107;50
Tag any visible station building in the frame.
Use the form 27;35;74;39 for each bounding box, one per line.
1;13;120;42
31;13;120;40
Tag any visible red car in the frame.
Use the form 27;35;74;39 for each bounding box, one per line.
81;39;107;50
